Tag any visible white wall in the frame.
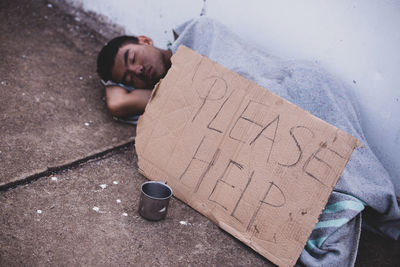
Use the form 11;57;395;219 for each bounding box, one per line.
62;0;204;47
62;0;400;193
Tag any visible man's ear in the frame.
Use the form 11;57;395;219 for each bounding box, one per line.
138;36;153;46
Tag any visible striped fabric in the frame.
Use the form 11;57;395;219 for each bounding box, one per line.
306;191;365;251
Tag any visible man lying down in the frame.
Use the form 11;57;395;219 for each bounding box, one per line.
97;17;399;266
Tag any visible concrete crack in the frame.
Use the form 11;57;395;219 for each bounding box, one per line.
200;0;207;16
0;140;135;192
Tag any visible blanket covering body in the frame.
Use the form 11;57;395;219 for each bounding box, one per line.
169;17;400;266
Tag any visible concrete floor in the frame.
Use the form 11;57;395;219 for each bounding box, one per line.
0;0;398;266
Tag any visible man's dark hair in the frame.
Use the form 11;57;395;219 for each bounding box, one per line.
97;35;139;82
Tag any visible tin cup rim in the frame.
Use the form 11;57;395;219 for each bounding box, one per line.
141;181;173;200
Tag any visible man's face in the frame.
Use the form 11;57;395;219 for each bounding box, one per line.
111;42;170;89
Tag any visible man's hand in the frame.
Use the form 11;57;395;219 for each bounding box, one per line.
105;85;152;118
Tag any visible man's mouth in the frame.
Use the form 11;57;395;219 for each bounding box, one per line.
146;65;153;81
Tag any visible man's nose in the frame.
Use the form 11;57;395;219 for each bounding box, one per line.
129;64;143;75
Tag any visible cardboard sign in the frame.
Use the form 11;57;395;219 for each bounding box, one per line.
136;46;361;266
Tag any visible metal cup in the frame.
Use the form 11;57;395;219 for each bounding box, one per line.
138;181;173;221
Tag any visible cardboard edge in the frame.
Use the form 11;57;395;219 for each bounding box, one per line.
148;79;162;103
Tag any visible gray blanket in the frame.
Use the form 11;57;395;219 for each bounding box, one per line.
170;17;400;266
